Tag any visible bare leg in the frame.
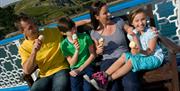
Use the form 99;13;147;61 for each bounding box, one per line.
111;60;132;80
105;53;126;75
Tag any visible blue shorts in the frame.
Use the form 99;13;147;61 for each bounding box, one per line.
125;52;162;72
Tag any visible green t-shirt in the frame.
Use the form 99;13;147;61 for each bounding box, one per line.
60;33;94;69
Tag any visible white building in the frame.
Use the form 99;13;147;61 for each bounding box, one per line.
0;0;21;8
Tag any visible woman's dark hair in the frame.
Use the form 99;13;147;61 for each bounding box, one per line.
58;16;75;33
89;1;106;30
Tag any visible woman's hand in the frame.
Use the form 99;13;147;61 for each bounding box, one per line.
96;44;104;55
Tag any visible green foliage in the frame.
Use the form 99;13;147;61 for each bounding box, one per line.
14;0;120;23
0;0;125;39
0;5;17;40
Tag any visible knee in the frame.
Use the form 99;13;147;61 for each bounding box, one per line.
122;53;126;59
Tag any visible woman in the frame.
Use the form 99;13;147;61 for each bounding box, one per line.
88;1;141;91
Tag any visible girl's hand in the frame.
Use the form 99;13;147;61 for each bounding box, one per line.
69;69;80;77
96;44;104;55
131;48;139;55
73;41;80;51
150;27;159;36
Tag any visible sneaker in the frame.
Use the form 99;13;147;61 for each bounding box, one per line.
91;79;106;91
91;72;109;90
83;74;105;90
83;74;91;83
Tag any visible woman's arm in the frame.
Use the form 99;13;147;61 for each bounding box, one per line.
75;19;91;27
91;36;104;55
123;23;134;34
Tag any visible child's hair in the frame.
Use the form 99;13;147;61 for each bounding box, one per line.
58;16;75;33
89;1;106;30
129;8;147;23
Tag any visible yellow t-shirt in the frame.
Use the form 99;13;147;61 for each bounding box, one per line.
18;28;69;77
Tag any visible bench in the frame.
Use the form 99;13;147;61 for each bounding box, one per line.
141;36;180;91
23;36;180;91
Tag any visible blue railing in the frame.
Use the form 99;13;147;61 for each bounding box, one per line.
72;0;151;21
0;86;29;91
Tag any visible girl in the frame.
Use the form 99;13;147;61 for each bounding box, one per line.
89;8;164;90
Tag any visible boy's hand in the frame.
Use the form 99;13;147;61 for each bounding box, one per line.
69;69;80;77
73;41;80;51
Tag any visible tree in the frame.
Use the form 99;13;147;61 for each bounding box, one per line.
0;5;17;40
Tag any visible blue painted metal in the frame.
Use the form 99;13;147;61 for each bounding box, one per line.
0;85;29;91
0;34;24;45
72;0;151;21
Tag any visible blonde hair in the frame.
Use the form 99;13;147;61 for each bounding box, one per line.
129;8;147;23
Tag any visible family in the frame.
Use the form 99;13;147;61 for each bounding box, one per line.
17;1;164;91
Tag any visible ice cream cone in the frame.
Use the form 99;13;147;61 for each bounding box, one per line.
38;35;44;42
129;41;136;49
98;37;104;46
72;34;78;43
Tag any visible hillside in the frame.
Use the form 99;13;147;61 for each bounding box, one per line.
14;0;128;24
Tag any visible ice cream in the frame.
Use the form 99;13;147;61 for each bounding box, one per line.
129;41;136;49
38;35;44;42
72;34;78;43
98;37;104;46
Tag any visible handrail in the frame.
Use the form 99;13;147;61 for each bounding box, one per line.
158;36;180;54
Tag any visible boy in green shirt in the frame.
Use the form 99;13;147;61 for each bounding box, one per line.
58;16;96;91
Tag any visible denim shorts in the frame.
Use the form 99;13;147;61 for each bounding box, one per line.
125;52;162;72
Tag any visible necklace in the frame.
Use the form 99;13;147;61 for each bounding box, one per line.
100;28;104;36
99;25;108;36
